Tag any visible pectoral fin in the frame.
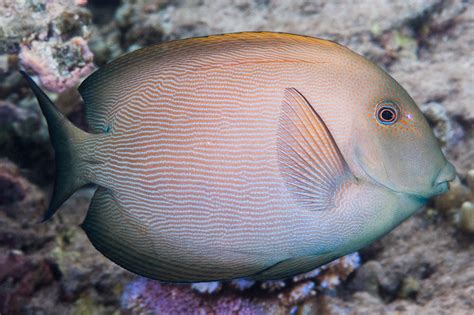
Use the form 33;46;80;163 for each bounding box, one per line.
277;88;354;211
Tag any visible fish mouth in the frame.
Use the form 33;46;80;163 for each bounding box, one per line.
357;159;455;202
408;161;456;199
430;181;449;196
354;146;456;201
431;161;456;192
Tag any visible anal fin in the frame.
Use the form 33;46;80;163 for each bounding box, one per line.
251;252;335;280
81;188;165;279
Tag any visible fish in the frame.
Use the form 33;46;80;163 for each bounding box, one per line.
21;32;456;282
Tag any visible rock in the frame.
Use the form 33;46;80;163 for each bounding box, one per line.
315;253;361;290
398;276;420;299
0;166;26;205
119;253;362;313
349;260;397;298
19;37;95;93
1;0;94;92
434;178;469;214
260;279;287;292
191;281;222;294
88;23;122;67
0;159;46;225
467;169;474;193
0;223;53;251
121;278;278;314
230;278;256;291
278;281;316;306
0;71;22;99
459;201;474;234
114;0;166;49
421;101;464;148
0;100;54;183
60;266;90;302
73;295;103;315
317;292;387;315
0;251;60;314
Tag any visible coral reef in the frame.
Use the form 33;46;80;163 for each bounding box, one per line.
0;99;53;182
122;278;277;315
0;159;46;224
432;170;474;235
19;36;94;93
0;250;60;314
420;101;464;149
121;253;361;314
0;0;473;314
0;0;94;92
0;158;130;314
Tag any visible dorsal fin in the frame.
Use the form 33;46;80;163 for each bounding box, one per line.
78;32;343;132
277;88;353;211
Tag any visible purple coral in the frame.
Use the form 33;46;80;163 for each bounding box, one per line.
121;253;361;314
122;278;271;315
0;251;59;314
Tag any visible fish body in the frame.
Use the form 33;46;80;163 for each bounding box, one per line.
22;32;455;282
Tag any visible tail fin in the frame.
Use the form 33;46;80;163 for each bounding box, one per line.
20;71;92;221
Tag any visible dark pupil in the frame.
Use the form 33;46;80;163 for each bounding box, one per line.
380;108;395;121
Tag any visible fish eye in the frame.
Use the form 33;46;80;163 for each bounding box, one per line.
375;101;399;125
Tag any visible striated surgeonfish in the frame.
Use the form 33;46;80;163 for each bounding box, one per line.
21;32;456;282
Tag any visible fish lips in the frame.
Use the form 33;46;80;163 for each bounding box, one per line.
426;162;456;198
431;181;450;196
357;153;456;201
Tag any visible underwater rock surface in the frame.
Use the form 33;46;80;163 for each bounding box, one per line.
0;0;473;314
0;0;94;93
121;254;360;314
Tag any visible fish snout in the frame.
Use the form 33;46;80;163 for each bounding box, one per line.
432;162;456;196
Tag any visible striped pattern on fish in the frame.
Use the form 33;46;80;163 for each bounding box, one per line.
21;32;455;282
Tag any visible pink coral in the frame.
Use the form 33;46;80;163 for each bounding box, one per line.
19;37;94;93
1;0;94;92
